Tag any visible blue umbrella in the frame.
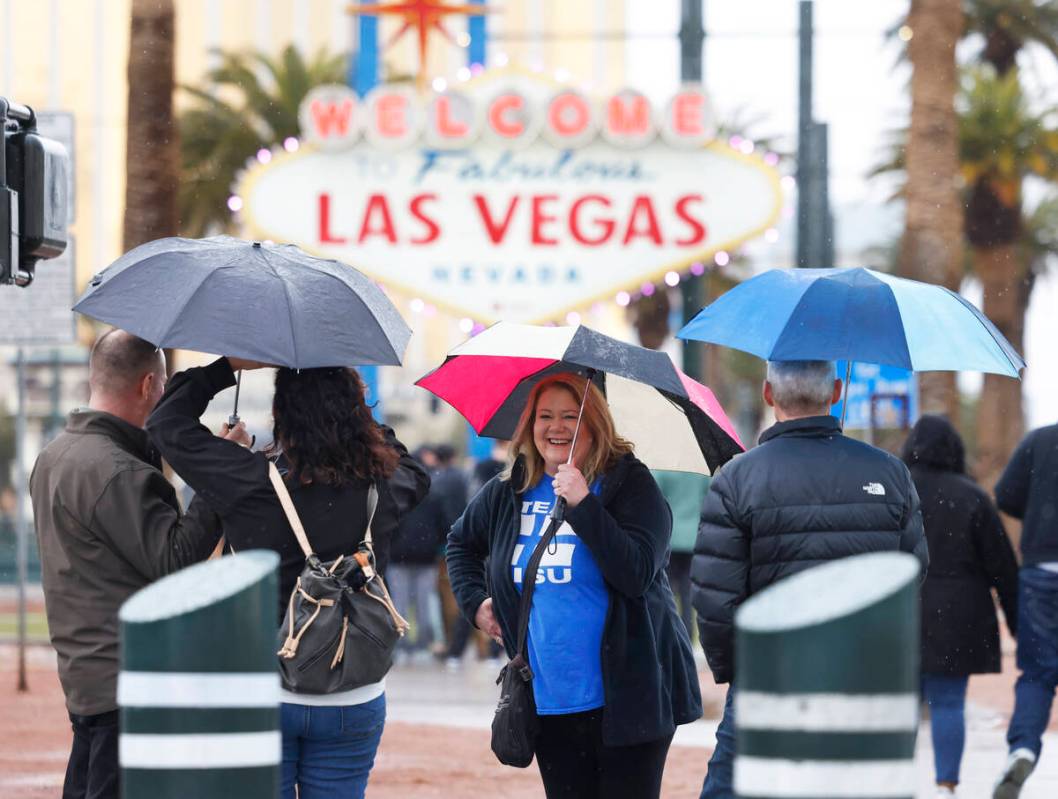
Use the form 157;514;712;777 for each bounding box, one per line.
677;267;1024;378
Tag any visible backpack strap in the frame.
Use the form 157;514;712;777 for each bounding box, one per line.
268;462;314;558
269;462;381;558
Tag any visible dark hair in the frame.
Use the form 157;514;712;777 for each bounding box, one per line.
88;329;164;395
272;367;399;485
901;414;966;474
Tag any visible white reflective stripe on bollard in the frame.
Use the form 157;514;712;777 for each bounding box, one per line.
118;672;279;707
734;757;916;798
120;731;282;769
735;692;919;732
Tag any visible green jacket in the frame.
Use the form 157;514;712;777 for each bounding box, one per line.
651;471;710;554
30;410;221;715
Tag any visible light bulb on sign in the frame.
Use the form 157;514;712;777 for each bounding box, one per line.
432;77;448;93
227;195;243;212
781;175;796;191
456;67;471;82
690;262;706;276
410;298;425;314
765;228;780;244
641;283;656;297
458;317;474;334
554;68;571;83
283;137;299;152
256;148;272;164
495;52;509;67
565;311;581;326
616;291;631;307
715;251;730;267
665;271;680;287
764;152;780;167
739;139;755;155
457;31;472;48
471;323;486;335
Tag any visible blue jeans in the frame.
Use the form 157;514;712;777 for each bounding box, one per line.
921;673;968;784
280;694;386;799
1008;566;1058;758
700;686;736;799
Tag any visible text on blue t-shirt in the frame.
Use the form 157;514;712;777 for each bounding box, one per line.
511;477;608;714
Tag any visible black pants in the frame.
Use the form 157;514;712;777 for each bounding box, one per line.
64;710;120;799
666;551;694;638
535;709;672;799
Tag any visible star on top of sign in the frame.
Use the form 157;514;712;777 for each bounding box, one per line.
347;1;491;90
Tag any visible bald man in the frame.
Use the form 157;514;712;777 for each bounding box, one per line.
30;330;230;799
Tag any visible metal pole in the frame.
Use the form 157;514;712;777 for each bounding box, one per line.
679;0;706;381
796;0;813;268
839;359;852;429
15;346;28;692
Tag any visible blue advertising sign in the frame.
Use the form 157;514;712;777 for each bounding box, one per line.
831;361;918;431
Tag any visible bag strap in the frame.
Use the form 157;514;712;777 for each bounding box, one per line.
513;515;562;658
268;462;380;558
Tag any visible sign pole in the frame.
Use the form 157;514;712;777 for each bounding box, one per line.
15;346;29;692
679;0;706;382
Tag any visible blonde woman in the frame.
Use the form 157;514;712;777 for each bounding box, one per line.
446;373;702;799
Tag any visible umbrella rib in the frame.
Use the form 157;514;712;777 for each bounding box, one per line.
266;247;404;364
266;254;301;367
154;269;221;350
941;286;1025;374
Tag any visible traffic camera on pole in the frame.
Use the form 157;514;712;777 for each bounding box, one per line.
1;97;70;287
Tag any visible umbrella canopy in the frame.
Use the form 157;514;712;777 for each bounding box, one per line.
677;267;1024;377
417;322;744;475
73;235;411;368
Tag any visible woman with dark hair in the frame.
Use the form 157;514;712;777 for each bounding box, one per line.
446;373;702;799
901;415;1019;798
146;357;429;799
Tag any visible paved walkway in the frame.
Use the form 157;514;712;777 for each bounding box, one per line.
386;655;1058;798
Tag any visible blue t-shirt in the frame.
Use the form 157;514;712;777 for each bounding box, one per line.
511;478;608;714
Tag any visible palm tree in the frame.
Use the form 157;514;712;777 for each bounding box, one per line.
899;0;964;420
959;67;1058;481
178;46;347;237
124;0;179;252
124;0;179;375
964;0;1058;75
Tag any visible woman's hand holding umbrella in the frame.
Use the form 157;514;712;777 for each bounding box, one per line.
553;462;589;508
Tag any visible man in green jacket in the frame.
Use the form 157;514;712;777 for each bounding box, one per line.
30;330;228;799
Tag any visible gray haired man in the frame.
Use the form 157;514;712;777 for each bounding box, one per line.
691;360;928;799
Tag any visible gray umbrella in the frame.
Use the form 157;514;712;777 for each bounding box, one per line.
73;235;411;369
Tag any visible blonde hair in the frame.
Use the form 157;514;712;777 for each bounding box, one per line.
504;373;634;493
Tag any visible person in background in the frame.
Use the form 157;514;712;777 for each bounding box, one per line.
388;447;449;661
653;470;711;639
447;374;701;798
30;330;225;799
901;415;1018;798
146;358;429;799
692;360;928;799
992;420;1058;799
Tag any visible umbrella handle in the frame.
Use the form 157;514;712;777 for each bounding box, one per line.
839;360;852;429
228;369;243;427
548;368;597;525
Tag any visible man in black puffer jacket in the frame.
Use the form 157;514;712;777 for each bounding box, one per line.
692;360;928;799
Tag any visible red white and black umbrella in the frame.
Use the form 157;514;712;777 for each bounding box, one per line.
416;322;744;476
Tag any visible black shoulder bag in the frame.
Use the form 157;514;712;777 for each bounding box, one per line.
491;513;563;768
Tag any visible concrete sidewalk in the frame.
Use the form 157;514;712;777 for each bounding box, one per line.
385;657;1058;798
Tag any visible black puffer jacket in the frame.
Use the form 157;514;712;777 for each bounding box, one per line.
903;416;1018;675
691;415;928;684
446;453;703;746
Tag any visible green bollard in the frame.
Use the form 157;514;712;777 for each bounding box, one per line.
118;550;280;799
733;552;920;799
